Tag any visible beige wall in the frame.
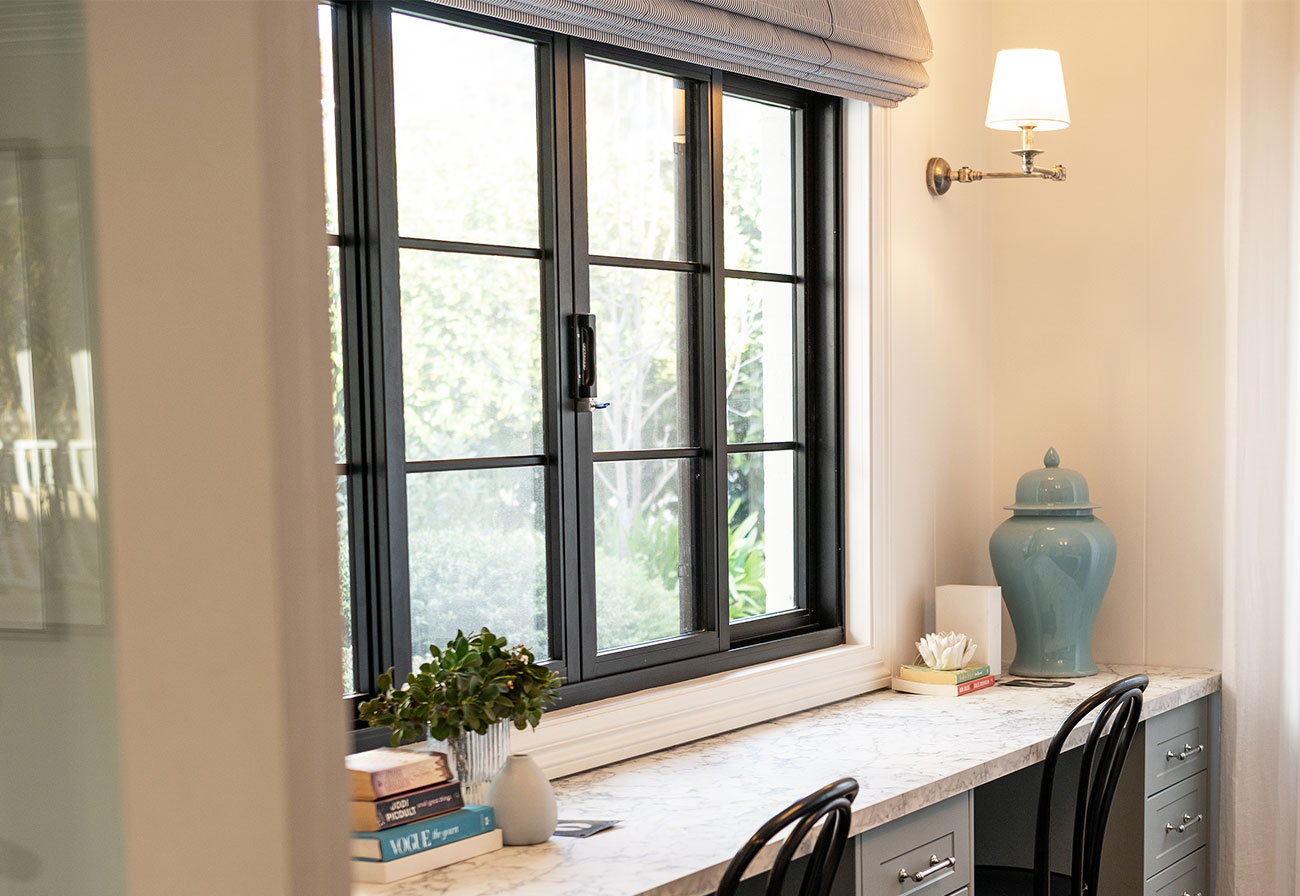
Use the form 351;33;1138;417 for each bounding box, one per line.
885;0;1227;671
883;0;996;668
86;3;350;895
988;0;1226;669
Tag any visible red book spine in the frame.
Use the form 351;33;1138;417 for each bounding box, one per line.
956;675;996;695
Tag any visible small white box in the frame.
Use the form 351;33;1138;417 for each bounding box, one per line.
935;585;1002;677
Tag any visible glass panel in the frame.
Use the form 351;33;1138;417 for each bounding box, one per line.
0;5;126;886
594;457;695;651
329;245;345;462
400;250;542;460
319;5;338;235
725;278;794;443
407;467;549;658
727;451;795;620
337;475;354;692
723;94;793;274
585;59;691;261
392;12;539;247
590;266;692;452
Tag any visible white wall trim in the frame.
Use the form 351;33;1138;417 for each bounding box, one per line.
511;645;888;778
870;103;897;677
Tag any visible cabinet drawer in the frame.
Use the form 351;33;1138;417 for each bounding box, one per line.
1145;771;1209;878
1145;699;1210;795
1145;846;1209;896
857;793;970;896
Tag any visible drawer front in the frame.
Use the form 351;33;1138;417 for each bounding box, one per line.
1145;846;1209;896
1145;771;1210;878
857;793;971;896
1145;699;1210;794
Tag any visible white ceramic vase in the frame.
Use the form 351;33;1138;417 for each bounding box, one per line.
487;753;557;845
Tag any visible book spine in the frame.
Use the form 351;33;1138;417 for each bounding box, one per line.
365;806;496;862
900;664;991;685
957;675;995;695
368;763;435;799
350;830;504;884
365;781;464;830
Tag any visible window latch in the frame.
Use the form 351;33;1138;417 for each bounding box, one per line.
573;313;609;412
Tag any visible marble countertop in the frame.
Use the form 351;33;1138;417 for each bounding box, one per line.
353;664;1220;896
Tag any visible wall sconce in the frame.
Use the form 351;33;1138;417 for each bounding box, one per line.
927;48;1070;197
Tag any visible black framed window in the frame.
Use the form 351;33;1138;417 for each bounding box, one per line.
320;1;843;733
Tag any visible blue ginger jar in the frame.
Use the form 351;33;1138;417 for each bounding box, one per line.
989;448;1115;677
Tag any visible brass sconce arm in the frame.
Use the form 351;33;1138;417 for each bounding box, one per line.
927;124;1067;197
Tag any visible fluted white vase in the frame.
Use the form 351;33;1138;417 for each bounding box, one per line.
487;753;557;845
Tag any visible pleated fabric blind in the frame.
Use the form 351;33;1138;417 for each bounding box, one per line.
432;0;932;106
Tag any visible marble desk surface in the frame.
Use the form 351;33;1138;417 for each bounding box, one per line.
353;664;1220;896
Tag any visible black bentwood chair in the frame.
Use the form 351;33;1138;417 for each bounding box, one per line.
975;673;1149;896
714;777;859;896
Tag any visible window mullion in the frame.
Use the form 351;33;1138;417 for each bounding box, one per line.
706;73;729;651
361;2;413;688
544;34;584;686
564;40;597;684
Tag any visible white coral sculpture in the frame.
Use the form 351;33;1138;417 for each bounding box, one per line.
916;631;977;671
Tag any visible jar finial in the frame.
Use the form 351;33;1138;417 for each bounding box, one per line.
1044;447;1060;468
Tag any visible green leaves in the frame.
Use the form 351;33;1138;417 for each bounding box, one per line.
357;627;561;743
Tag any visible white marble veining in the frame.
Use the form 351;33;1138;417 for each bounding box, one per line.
353;665;1219;896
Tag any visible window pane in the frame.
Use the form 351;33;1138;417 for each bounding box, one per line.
723;95;793;274
319;5;338;235
590;266;692;452
585;59;691;261
726;278;793;443
407;468;549;659
400;250;542;460
727;451;795;620
329;245;345;463
392;13;539;247
337;475;354;692
594;458;696;651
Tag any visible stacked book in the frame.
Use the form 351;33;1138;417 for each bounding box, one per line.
890;663;995;696
346;747;503;884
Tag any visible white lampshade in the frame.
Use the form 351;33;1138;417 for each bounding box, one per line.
984;48;1070;132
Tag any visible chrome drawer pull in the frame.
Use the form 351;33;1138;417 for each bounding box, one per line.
1165;812;1204;833
897;854;957;882
1167;743;1205;761
1181;891;1203;896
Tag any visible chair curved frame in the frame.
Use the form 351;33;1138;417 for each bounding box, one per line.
714;777;859;896
1032;673;1149;896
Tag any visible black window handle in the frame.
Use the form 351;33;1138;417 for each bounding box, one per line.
573;313;609;411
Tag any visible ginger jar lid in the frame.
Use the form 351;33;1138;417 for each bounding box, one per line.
1005;447;1100;512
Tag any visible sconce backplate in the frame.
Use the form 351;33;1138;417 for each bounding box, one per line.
927;157;953;196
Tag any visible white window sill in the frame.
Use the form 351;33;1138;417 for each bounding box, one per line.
509;644;889;778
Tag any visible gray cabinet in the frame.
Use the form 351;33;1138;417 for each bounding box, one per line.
856;792;972;896
974;694;1220;896
1139;697;1216;892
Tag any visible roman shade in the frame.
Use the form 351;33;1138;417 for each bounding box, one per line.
432;0;932;106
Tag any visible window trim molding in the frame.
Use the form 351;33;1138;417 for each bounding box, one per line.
511;644;888;777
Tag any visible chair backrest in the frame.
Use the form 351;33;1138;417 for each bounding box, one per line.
1033;674;1148;896
714;777;859;896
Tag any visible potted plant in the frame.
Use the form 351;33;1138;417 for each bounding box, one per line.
358;627;560;802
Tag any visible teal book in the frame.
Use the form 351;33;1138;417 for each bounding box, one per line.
350;805;496;862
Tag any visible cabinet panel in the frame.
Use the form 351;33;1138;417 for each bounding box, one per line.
1145;846;1208;896
857;793;971;896
1145;699;1211;795
1145;771;1210;878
